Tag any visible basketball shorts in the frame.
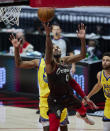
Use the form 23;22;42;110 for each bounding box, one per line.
39;105;69;127
48;94;82;119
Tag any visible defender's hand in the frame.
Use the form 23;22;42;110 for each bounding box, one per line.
77;23;86;39
83;96;99;110
42;23;51;36
9;34;22;48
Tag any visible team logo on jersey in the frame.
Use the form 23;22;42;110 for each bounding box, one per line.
43;67;48;83
102;78;105;82
104;84;110;98
56;67;70;82
56;67;69;75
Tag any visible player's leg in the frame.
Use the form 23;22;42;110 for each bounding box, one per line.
76;102;87;116
49;113;60;131
39;115;50;131
76;103;95;125
48;104;69;131
75;100;95;125
60;125;68;131
40;102;61;131
43;126;49;131
48;96;61;131
65;95;94;125
60;108;69;131
39;106;50;131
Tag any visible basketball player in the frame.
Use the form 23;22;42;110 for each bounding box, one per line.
87;52;110;131
10;23;96;131
9;34;69;131
43;23;97;131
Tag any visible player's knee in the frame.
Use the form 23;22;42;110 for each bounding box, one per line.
49;113;60;131
60;125;68;131
43;126;49;131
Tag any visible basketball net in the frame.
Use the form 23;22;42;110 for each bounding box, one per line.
0;6;21;26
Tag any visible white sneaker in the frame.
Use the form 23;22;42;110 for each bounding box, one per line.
76;112;95;125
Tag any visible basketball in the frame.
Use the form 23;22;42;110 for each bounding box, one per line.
38;8;55;22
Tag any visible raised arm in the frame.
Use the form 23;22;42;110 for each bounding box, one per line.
43;23;53;64
43;23;55;74
63;23;86;64
9;34;39;69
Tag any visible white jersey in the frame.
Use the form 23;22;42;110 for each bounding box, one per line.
52;38;67;57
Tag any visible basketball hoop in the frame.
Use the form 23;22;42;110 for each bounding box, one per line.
0;6;21;26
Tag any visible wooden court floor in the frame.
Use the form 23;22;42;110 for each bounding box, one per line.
0;105;103;131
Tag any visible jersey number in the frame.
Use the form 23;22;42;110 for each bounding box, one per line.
66;74;69;82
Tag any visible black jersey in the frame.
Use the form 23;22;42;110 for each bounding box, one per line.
47;64;73;98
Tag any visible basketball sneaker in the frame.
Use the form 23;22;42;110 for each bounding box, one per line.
76;112;95;125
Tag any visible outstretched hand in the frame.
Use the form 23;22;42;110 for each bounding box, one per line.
42;22;51;36
9;34;22;48
77;23;86;39
83;96;99;110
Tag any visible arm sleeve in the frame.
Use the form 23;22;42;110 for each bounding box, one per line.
69;78;86;98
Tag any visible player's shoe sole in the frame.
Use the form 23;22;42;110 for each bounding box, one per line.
76;112;95;125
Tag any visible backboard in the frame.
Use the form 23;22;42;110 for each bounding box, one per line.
0;0;29;6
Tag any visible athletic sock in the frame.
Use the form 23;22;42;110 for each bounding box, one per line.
49;113;60;131
76;103;86;116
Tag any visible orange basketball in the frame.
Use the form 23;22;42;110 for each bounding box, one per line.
38;8;55;22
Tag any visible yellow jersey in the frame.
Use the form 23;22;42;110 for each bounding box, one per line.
100;70;110;119
38;58;67;121
38;58;50;107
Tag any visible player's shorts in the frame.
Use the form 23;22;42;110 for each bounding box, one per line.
47;94;81;119
104;100;110;120
39;106;69;127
